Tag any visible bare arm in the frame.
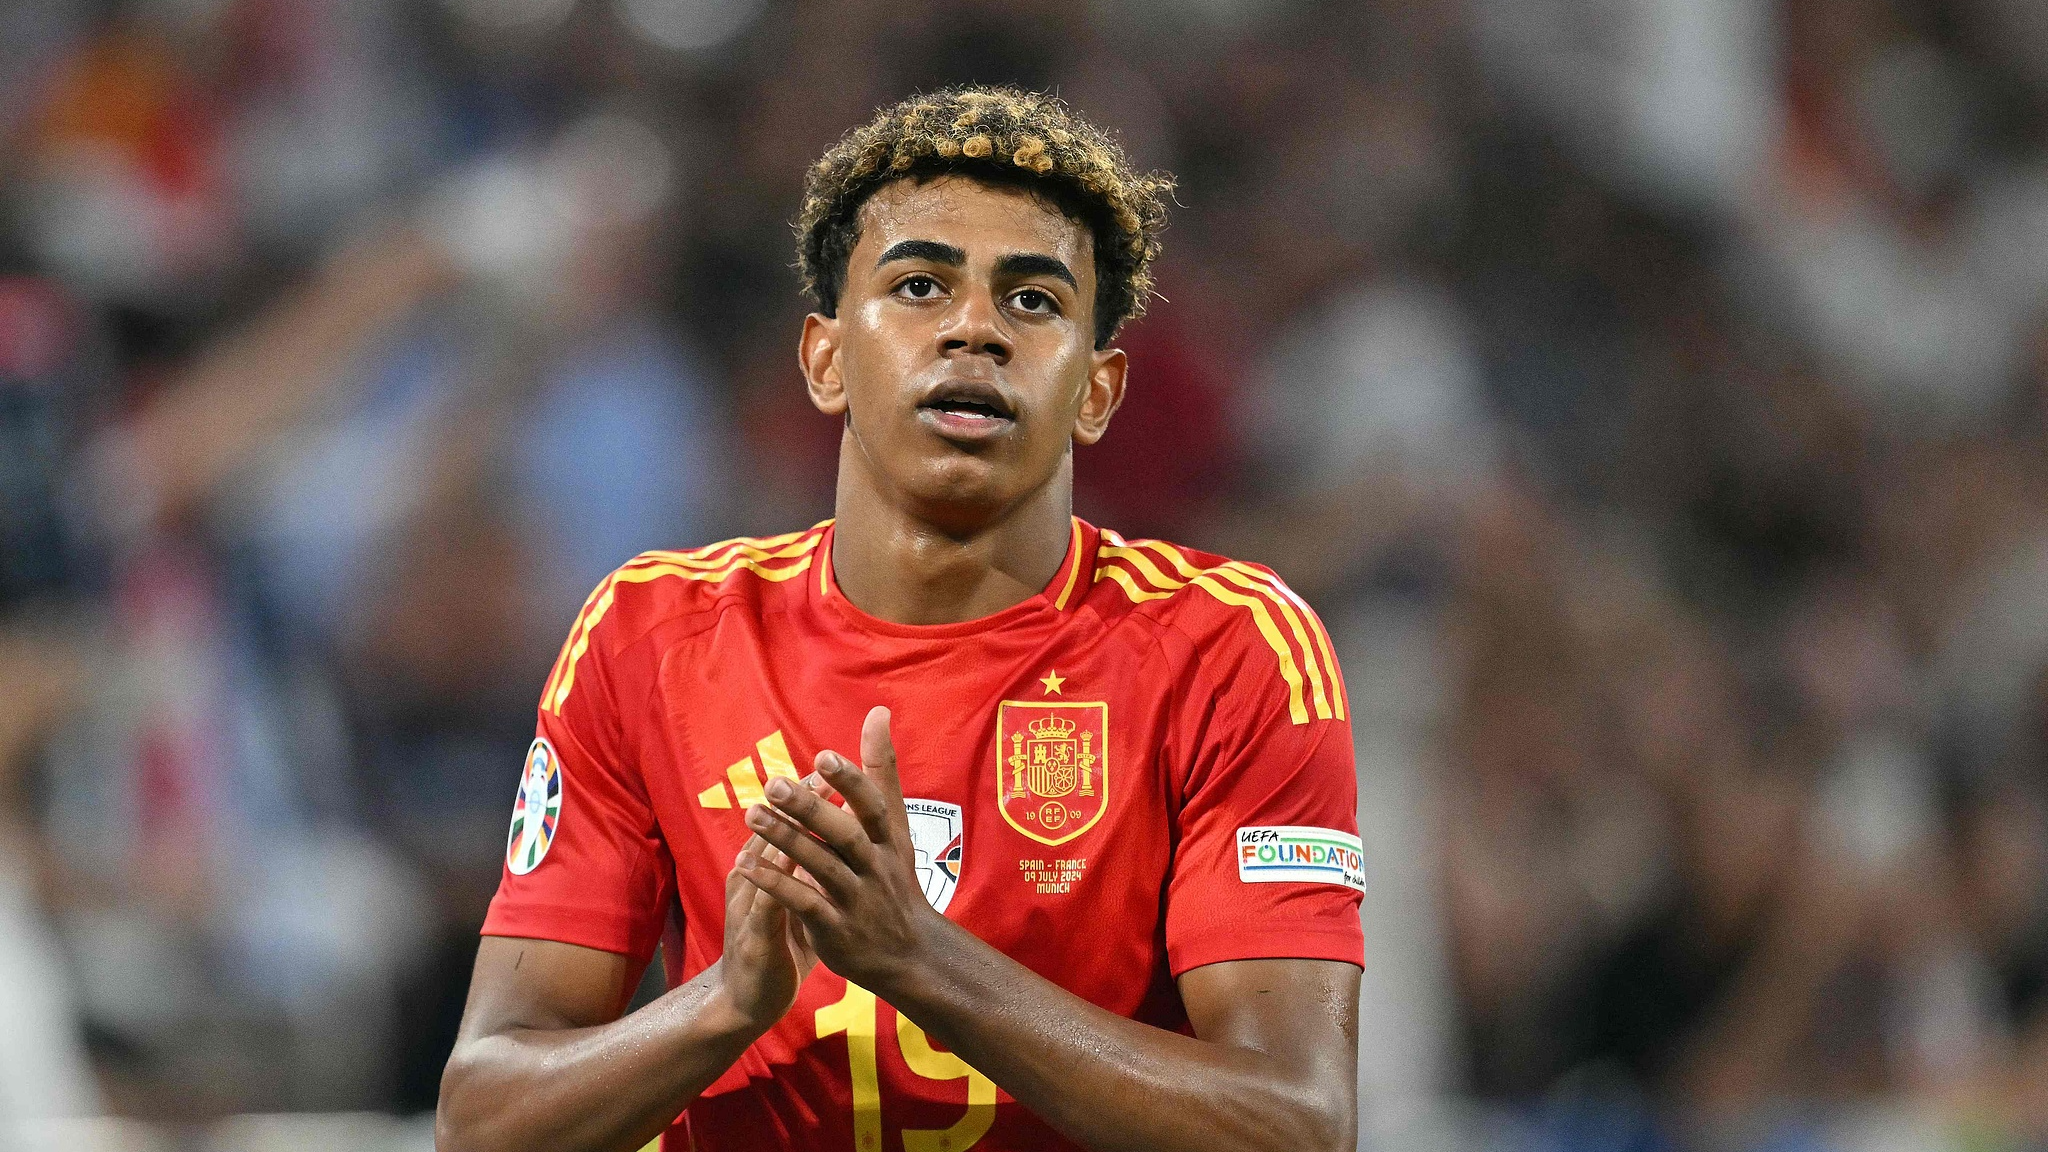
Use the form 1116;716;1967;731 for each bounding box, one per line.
896;940;1358;1152
741;707;1361;1152
437;837;818;1152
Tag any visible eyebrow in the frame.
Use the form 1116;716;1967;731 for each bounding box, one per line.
994;252;1078;291
876;239;965;267
873;241;1079;292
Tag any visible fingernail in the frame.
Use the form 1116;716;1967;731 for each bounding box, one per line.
735;852;755;870
746;806;770;827
765;778;793;802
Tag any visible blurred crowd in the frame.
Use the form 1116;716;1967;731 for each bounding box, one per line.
2;0;2046;1149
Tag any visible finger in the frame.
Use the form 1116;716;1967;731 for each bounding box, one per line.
725;853;752;916
816;749;894;847
764;775;873;864
860;706;902;804
800;769;842;807
741;864;791;938
738;855;838;923
745;804;860;900
750;835;799;876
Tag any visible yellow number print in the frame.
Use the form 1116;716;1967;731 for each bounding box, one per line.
815;981;883;1152
897;1012;997;1152
814;980;996;1151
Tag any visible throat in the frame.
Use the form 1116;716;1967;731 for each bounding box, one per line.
828;496;1074;627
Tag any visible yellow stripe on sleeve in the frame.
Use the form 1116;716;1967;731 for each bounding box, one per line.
1093;539;1330;725
1226;560;1347;720
1132;542;1333;721
544;534;822;714
1095;561;1172;603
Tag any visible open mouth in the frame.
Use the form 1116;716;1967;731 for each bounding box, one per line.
917;380;1016;434
925;397;1009;420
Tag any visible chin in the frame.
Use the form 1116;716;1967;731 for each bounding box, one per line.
900;459;1018;525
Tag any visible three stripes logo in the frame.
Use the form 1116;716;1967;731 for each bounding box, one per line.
541;526;829;716
697;730;802;810
1093;532;1346;726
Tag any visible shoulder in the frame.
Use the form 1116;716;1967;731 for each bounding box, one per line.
1086;529;1347;727
539;523;828;714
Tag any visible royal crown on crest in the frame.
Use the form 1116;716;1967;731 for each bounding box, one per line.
1027;715;1078;740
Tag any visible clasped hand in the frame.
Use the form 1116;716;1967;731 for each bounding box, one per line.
721;706;940;1025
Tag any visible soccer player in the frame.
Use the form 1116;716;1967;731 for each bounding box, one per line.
437;87;1364;1152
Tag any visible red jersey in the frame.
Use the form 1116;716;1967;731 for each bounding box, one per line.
483;517;1364;1152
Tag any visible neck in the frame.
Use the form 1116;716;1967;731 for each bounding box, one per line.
828;441;1074;626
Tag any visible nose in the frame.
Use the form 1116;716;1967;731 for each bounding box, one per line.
937;290;1012;365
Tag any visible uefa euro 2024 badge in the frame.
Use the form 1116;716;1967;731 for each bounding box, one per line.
904;798;964;914
507;738;564;876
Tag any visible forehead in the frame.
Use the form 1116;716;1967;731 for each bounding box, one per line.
852;175;1095;273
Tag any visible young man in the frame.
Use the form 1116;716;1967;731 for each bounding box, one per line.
437;88;1365;1152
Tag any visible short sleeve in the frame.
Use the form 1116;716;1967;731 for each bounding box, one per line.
481;585;672;962
1164;676;1364;976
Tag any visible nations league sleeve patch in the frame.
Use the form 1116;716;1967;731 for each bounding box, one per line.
506;738;564;876
1237;826;1366;893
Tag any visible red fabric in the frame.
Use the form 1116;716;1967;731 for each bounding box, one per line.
483;518;1362;1151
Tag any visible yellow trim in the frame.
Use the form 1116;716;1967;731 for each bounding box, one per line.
632;534;820;570
1052;517;1085;610
696;782;732;809
670;527;811;558
1095;562;1170;603
543;539;820;714
1093;541;1317;725
1130;541;1334;722
1229;560;1347;720
1188;574;1312;724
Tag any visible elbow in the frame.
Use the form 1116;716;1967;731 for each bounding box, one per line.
435;1041;501;1152
1265;1079;1355;1152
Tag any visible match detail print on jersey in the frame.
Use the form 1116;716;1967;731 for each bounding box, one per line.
1236;826;1366;893
997;700;1108;846
506;738;564;876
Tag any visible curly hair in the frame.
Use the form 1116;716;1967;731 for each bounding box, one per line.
796;87;1173;349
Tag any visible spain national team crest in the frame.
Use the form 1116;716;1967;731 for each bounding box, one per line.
506;738;563;876
997;701;1109;846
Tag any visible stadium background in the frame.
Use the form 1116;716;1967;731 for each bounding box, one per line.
2;0;2047;1148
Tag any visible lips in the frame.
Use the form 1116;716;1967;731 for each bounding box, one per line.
917;378;1016;421
916;378;1017;441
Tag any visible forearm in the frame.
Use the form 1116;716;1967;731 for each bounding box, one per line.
437;959;764;1152
874;920;1352;1152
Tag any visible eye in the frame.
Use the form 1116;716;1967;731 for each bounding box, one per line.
1009;288;1059;315
895;274;945;300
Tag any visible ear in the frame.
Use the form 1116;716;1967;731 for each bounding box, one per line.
800;313;846;417
1072;346;1127;446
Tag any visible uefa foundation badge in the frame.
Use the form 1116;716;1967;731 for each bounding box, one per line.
506;738;564;875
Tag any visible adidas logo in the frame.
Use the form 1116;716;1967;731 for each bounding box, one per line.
697;731;800;809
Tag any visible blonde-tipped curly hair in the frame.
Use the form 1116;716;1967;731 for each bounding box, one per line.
796;87;1173;349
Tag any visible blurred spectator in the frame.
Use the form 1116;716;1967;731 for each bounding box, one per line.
3;1;2048;1149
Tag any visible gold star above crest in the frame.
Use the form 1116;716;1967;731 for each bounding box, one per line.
1039;669;1066;695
